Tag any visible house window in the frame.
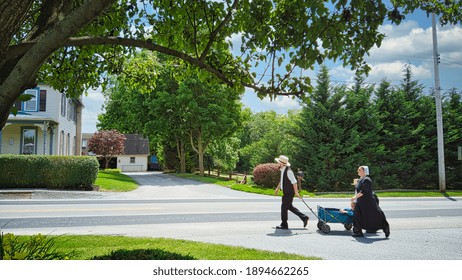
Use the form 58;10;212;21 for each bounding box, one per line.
39;90;47;111
61;93;66;117
67;133;70;155
22;128;36;155
23;89;39;111
60;130;64;155
130;157;136;163
67;99;72;120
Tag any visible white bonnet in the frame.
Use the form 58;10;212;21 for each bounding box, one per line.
360;165;369;175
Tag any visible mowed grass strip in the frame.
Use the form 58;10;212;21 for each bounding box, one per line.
95;170;138;192
54;235;318;260
173;173;462;198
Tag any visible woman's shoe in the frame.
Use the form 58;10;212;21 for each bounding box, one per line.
352;232;364;237
384;226;390;238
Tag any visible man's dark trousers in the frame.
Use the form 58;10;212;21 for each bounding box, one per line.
281;193;307;228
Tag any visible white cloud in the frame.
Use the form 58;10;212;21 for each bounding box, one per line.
82;87;105;133
369;61;432;84
260;95;300;112
241;89;301;114
327;21;462;89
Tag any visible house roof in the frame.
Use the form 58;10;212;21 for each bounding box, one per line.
82;133;94;140
124;134;149;155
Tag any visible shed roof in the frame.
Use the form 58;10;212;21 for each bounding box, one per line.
124;134;149;155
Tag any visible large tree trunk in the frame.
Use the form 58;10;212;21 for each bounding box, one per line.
191;130;206;176
176;138;186;173
0;0;33;70
0;0;116;130
197;132;205;176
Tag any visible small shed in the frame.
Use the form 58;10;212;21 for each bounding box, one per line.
117;134;149;172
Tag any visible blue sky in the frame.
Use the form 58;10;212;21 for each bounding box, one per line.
82;9;462;133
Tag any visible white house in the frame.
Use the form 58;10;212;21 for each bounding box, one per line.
82;133;149;172
0;84;83;156
117;134;150;172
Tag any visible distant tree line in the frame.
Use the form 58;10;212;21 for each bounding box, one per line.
98;52;462;191
237;65;462;191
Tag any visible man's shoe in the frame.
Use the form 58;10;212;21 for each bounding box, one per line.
303;217;309;228
384;226;390;238
352;232;364;237
276;225;289;230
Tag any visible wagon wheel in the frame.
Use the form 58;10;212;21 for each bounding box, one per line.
344;223;353;231
321;224;331;234
317;221;323;230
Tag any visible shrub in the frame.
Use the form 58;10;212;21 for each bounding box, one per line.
0;155;99;190
252;163;280;188
0;232;70;260
91;248;195;260
102;168;122;173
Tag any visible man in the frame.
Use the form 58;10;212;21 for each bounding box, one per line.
274;155;309;230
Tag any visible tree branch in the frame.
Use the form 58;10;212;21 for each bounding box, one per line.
199;0;239;62
7;35;306;97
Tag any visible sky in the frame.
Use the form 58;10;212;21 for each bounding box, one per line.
82;9;462;133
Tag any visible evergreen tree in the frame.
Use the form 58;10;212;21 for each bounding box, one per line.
374;78;406;188
443;88;462;188
292;65;349;191
374;65;438;189
342;73;382;186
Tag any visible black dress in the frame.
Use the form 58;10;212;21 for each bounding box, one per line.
353;176;389;232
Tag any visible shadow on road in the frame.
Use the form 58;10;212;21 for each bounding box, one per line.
443;193;458;202
267;228;310;237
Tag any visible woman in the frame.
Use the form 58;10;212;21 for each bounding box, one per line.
351;166;390;238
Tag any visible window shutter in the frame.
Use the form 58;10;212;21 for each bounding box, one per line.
40;90;47;111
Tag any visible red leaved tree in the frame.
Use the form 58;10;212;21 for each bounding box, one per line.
87;130;126;169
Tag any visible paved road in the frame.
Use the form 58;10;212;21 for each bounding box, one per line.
1;172;461;260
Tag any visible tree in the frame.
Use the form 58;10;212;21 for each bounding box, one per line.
87;130;126;169
443;88;462;188
207;137;241;175
239;111;290;171
180;75;243;176
374;66;438;189
291;65;351;191
98;51;243;174
2;0;460;130
341;72;382;184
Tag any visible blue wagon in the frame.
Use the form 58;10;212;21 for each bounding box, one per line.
316;205;354;234
301;199;354;234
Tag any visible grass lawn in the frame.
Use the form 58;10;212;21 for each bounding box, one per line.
94;170;138;192
51;235;317;260
174;173;462;198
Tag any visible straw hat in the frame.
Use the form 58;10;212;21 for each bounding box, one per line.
275;155;291;166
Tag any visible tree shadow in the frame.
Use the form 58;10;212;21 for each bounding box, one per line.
442;192;458;202
91;248;196;260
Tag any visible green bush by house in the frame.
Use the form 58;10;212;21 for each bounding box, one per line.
0;155;98;190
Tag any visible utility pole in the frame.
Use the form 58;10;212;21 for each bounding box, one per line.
432;13;446;192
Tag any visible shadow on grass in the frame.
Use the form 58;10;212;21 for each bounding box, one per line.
91;248;196;260
443;192;458;201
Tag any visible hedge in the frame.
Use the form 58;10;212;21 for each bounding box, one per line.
253;163;280;188
0;155;99;190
